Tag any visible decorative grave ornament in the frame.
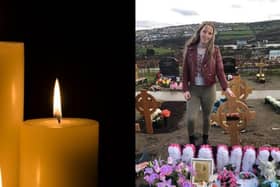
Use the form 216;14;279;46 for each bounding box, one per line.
182;144;196;165
264;96;280;114
258;158;277;181
135;64;139;80
271;147;280;177
135;89;160;134
168;143;182;163
222;75;253;102
211;93;256;145
255;57;268;83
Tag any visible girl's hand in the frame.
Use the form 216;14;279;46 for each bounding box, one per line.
183;91;191;101
225;88;236;97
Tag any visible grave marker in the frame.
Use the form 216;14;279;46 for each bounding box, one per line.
135;90;160;134
222;75;253;102
211;94;256;145
159;57;179;78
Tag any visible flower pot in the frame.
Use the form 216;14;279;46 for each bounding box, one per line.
237;172;258;187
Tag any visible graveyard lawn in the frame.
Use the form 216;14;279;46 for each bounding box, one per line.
136;75;280;162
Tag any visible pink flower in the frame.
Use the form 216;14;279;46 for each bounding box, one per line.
170;82;177;90
143;158;194;187
176;82;183;90
217;168;238;187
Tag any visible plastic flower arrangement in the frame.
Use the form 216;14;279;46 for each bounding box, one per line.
217;167;238;187
143;157;195;187
151;108;163;121
238;171;259;187
239;171;255;179
156;77;172;88
169;81;183;90
151;109;171;121
149;108;171;129
161;109;171;118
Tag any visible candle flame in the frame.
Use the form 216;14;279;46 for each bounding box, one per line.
53;78;62;123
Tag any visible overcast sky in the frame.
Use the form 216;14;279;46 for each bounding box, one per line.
136;0;280;30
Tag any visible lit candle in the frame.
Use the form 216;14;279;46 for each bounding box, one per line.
0;168;2;187
0;168;3;187
20;78;99;187
0;42;24;187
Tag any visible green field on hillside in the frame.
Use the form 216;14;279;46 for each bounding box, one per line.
217;28;254;40
136;47;175;56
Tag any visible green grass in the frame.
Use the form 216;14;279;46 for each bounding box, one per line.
232;25;251;30
136;47;175;56
136;47;147;56
217;34;253;40
266;68;280;75
136;71;158;91
217;28;254;40
153;47;174;55
239;68;280;76
219;30;253;35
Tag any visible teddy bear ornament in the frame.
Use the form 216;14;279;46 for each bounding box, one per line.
258;158;277;181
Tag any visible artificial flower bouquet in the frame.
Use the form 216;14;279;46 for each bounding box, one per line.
137;108;171;132
239;171;256;179
217;167;239;187
142;157;195;187
155;77;172;88
151;108;171;121
170;81;183;90
150;108;171;129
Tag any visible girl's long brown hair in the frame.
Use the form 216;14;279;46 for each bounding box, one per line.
183;21;216;64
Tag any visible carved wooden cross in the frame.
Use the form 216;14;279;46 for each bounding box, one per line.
135;90;160;134
211;94;256;145
223;75;253;102
135;64;139;80
256;62;268;74
255;58;268;82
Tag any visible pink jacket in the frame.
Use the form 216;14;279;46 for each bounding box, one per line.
182;45;228;92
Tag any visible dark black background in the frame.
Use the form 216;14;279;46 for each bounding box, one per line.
0;1;134;186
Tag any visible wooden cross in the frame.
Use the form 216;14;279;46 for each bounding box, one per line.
255;58;268;82
256;62;268;74
222;75;253;102
135;89;160;134
211;94;256;145
135;64;139;80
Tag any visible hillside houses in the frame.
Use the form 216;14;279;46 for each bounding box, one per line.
136;22;235;42
136;20;280;66
136;24;198;42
